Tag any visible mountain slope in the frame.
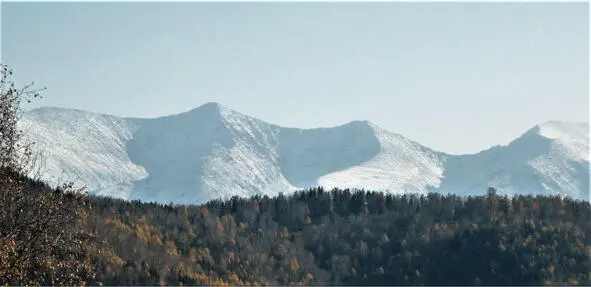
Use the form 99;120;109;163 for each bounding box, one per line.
19;103;589;203
20;107;147;195
436;122;589;200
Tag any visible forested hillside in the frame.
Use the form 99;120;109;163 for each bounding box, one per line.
84;188;591;286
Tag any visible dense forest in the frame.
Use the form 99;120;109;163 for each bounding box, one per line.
4;172;591;286
81;187;590;286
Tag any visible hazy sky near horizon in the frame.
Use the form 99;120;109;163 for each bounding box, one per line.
2;2;589;154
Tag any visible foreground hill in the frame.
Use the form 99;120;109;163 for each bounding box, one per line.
20;103;589;203
85;188;590;286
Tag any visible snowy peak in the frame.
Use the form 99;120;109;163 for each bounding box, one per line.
152;102;228;127
18;105;590;203
183;102;226;119
196;101;224;111
536;121;589;162
436;121;589;200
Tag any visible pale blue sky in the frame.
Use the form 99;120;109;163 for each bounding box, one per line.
2;2;589;154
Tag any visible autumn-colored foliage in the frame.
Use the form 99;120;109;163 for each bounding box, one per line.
81;188;591;286
0;64;94;286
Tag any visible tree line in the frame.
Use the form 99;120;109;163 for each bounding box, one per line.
83;187;590;286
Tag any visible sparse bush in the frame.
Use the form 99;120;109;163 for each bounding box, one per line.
0;64;44;174
0;64;95;285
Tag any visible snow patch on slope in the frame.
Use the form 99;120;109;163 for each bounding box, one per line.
537;121;589;161
20;107;148;192
317;124;446;194
528;122;589;200
277;121;382;188
200;140;295;201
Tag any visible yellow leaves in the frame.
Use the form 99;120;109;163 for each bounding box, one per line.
99;246;125;266
103;217;132;233
42;259;54;270
173;263;187;277
288;257;300;273
280;227;289;238
210;277;230;286
276;244;288;255
188;272;209;281
193;247;215;265
188;273;231;287
523;235;537;246
78;210;89;219
547;264;555;274
380;233;390;244
108;254;125;266
165;240;179;256
227;251;237;263
221;214;235;226
188;248;198;263
215;217;225;235
199;247;211;257
133;222;164;247
227;272;240;284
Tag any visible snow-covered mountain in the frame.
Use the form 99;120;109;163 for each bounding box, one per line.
19;103;589;204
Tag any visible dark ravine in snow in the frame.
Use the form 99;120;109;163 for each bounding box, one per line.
19;103;590;204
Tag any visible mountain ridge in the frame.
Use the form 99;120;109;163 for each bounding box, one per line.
27;104;588;155
20;103;590;203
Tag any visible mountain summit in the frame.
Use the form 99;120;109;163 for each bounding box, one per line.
19;103;590;203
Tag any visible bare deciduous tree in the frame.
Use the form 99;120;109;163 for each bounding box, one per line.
0;64;95;285
0;64;45;175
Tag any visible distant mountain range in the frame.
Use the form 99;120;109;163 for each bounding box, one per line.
19;102;589;204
